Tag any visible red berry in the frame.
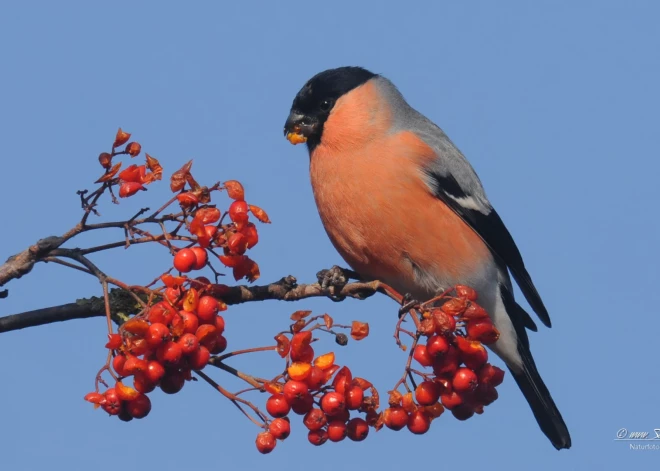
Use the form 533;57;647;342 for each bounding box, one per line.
179;311;199;335
228;201;249;224
415;381;440;406
347;417;369;441
326;407;350;423
195;324;218;350
177;333;199;355
242;222;259;248
133;374;156;394
291;344;314;363
451;404;475;421
164;287;181;304
145;361;165;383
148;302;176;325
118;405;133;422
190;247;207;270
303;408;327;431
112;355;128;377
426;335;449;357
156;341;182;365
145;322;170;348
346;385;364;410
413;345;433;367
290;394;314;415
466;320;500;344
432;308;457;334
384;406;408;431
125;393;151;419
214;315;226;333
321;391;346;416
255;431;276;454
474;383;499;405
209;333;227;355
269;418;291;440
197;296;219;323
160;370;185;394
452;368;478;393
123;356;148;375
455;285;478;301
283;380;309;405
441;391;464;409
102;388;122;415
228;232;248;255
173;248;197;273
308;429;328;446
188;345;211;370
327;420;347;442
105;333;122;350
266;394;291;418
456;337;489;370
432;345;460;376
331;366;352;394
407;410;431;434
478;363;505;387
305;366;326;390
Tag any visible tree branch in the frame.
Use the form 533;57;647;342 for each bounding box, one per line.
0;276;395;334
0;236;65;289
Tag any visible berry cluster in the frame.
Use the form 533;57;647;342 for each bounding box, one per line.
84;279;229;420
381;285;505;434
85;129;271;420
255;319;377;454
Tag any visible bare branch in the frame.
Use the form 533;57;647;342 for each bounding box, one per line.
0;276;396;333
0;236;65;289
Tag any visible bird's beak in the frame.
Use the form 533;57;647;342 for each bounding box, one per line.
284;112;317;145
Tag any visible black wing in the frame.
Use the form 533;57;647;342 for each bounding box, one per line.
426;170;551;328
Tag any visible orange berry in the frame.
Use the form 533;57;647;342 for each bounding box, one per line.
255;432;276;454
327;420;347;442
228;201;249;224
415;381;440;406
452;367;478;393
266;394;290;418
407;410;431;434
347;417;369;441
269;418;291;440
303;408;327;431
190;247;207;270
173;248;197;273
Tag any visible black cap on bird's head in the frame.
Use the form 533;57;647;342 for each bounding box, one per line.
284;66;377;151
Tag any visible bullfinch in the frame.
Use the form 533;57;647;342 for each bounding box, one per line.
283;66;571;450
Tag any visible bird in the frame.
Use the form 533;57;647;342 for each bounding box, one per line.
283;66;571;450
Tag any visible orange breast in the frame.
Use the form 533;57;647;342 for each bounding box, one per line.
310;126;492;298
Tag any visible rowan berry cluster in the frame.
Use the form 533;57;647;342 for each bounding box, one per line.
255;315;377;453
380;285;505;434
84;128;269;420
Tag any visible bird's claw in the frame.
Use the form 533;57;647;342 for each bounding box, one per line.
316;265;359;301
398;293;420;318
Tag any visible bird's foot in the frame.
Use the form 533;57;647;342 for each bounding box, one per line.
398;293;421;318
316;265;360;302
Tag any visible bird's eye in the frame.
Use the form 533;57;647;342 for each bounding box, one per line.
319;99;333;112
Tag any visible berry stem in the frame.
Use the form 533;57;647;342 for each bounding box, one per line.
214;345;277;361
195;369;267;427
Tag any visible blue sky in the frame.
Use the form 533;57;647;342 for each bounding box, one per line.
1;1;658;469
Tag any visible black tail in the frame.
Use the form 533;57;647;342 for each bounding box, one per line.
500;286;571;450
509;348;572;450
